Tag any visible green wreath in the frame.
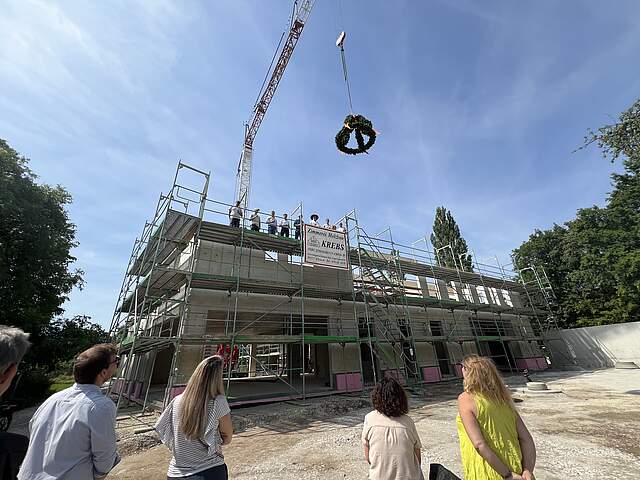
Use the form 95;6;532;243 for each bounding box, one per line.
335;114;376;155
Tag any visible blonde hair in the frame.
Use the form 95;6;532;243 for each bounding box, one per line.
179;355;225;440
462;355;513;408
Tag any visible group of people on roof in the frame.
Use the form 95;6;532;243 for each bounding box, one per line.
228;201;345;240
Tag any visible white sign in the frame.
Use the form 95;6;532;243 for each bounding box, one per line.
303;224;349;270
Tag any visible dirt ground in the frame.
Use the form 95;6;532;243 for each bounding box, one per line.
15;369;640;479
106;368;640;479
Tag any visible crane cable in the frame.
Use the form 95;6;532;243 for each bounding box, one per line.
335;0;353;114
339;41;354;114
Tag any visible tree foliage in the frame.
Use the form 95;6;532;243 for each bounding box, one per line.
513;99;640;327
0;139;83;334
28;315;110;372
430;206;473;271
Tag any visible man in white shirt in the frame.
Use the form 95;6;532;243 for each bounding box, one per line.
267;211;278;235
250;208;261;232
19;344;120;480
228;201;243;228
337;222;346;233
309;213;320;227
279;213;290;237
323;218;331;229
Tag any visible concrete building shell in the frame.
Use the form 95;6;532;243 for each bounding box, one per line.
109;163;557;410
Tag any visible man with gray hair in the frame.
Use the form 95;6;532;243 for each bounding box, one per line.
0;325;31;480
0;326;31;397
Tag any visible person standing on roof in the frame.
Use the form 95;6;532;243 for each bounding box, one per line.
250;209;261;232
294;215;302;240
280;213;290;237
267;211;277;235
228;201;243;228
323;218;331;229
337;222;345;233
309;213;319;227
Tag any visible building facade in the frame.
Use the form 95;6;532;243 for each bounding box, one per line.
110;163;556;410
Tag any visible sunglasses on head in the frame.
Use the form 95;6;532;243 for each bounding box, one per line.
110;356;120;367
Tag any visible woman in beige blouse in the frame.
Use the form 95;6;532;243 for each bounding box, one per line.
362;377;423;479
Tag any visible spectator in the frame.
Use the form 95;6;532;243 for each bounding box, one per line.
19;344;120;480
323;218;331;229
309;213;320;227
362;377;423;479
250;208;261;232
337;222;345;233
280;213;290;237
331;224;337;231
457;355;536;480
228;201;243;228
294;215;302;240
156;356;233;480
0;326;31;480
267;211;278;235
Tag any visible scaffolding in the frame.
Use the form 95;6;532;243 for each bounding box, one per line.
109;162;562;412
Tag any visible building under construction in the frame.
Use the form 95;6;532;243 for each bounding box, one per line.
108;162;559;410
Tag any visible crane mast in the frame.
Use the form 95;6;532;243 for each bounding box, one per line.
235;0;315;210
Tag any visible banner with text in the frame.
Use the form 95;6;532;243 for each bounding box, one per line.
303;224;349;270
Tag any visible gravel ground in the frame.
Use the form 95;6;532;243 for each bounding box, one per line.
14;368;640;479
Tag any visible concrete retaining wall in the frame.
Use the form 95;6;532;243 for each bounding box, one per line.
546;321;640;369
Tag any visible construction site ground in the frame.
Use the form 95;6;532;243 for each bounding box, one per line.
11;368;640;479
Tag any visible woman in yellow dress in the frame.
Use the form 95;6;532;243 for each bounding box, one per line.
456;355;536;480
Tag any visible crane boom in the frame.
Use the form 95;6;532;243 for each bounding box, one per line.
236;0;315;209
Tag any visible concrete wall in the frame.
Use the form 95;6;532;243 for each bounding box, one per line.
174;345;204;384
546;321;640;369
414;342;437;366
447;341;478;364
329;343;360;373
184;289;359;337
509;340;542;359
195;240;352;292
135;238;547;390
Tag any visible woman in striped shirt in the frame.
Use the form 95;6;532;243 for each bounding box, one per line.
156;356;233;480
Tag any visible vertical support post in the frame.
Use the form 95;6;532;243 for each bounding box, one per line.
347;210;378;385
299;201;306;399
142;351;158;411
164;163;211;407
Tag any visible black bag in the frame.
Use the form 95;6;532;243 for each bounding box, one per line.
428;463;461;480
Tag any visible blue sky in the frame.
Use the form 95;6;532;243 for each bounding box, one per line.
1;1;638;328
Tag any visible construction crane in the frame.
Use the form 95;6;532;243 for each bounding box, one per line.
235;0;315;210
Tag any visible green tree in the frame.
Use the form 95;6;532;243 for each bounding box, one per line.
430;206;473;271
569;98;640;324
0;139;83;334
512;224;571;322
513;99;640;327
28;315;109;372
